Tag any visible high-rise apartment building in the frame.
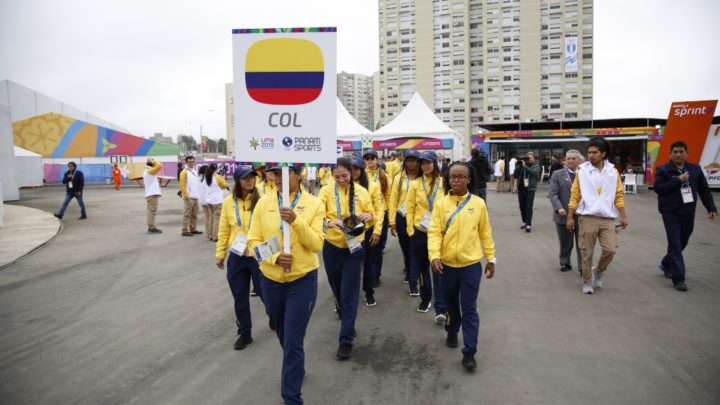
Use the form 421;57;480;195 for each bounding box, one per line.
337;71;374;131
378;0;593;141
225;83;235;156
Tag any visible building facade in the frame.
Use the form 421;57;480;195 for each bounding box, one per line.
224;83;235;158
377;0;594;146
337;71;374;131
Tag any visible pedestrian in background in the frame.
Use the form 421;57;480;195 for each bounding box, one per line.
508;156;518;193
54;161;87;220
514;152;540;233
429;161;496;371
469;148;492;201
112;164;122;190
179;155;202;237
653;141;717;292
549;150;583;273
567;137;628;295
205;163;228;242
493;156;505;192
388;150;421;284
143;158;163;234
197;165;210;239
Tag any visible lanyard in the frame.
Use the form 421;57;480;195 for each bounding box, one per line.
335;183;354;220
444;194;472;233
277;191;301;230
233;197;253;230
677;167;690;186
373;170;379;182
564;168;575;183
421;176;440;210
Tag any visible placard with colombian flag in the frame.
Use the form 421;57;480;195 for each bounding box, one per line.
232;27;337;165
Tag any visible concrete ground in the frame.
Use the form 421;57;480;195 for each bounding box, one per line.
0;204;60;269
1;183;719;405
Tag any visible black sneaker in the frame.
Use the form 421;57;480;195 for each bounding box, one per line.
182;231;194;236
525;225;532;233
673;281;688;292
446;332;458;348
250;289;257;297
148;228;163;234
417;300;432;313
233;335;253;350
78;216;87;220
409;286;420;297
336;343;352;360
190;230;203;235
520;223;527;230
560;264;571;272
53;213;62;220
461;353;477;370
365;294;377;307
659;264;672;279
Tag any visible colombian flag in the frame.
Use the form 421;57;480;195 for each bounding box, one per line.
245;39;324;105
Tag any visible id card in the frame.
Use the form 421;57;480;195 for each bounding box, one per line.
230;232;248;256
681;186;694;204
419;212;431;232
397;202;406;217
254;236;281;262
345;234;363;254
68;182;73;189
523;178;529;188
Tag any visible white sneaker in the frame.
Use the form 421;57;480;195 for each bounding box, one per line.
592;266;603;289
434;313;447;325
582;282;594;294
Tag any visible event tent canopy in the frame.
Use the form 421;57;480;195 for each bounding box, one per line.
337;98;372;139
372;92;464;159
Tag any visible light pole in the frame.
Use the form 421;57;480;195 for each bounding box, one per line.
200;109;214;154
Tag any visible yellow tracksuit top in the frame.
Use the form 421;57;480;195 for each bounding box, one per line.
386;160;401;182
388;171;416;226
356;180;385;235
179;168;191;198
214;174;228;190
148;161;162;175
318;183;375;248
405;175;444;237
427;192;496;267
215;193;253;260
366;168;391;206
247;191;326;283
318;168;332;186
256;178;277;196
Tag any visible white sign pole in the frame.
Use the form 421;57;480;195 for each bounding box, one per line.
282;166;291;254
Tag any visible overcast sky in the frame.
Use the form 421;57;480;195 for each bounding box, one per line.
1;0;718;142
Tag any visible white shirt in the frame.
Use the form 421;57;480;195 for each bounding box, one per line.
197;178;208;205
509;158;517;174
576;160;620;218
205;175;225;205
494;159;504;177
143;167;161;197
184;167;200;199
307;166;317;181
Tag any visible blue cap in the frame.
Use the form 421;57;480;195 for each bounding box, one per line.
404;150;420;159
362;149;378;158
265;164;301;173
234;166;257;181
419;151;437;161
378;162;386;170
350;155;365;170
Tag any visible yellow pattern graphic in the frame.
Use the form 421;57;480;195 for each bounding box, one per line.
13;113;74;157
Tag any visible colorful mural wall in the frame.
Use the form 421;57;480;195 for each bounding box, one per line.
13;113;180;182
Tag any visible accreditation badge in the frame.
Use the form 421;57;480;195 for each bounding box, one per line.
230;232;248;256
397;202;406;217
254;236;281;262
681;186;694;204
419;212;432;232
344;234;363;254
523;178;529;188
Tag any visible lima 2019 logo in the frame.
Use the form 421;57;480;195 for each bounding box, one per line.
245;38;324;105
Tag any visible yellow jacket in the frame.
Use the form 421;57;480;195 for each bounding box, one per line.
428;192;496;267
247;191;326;283
318;167;332;186
147;161;162;175
179;168;192;198
405;175;443;236
216;193;253;260
388;171;416;226
256;178;277;196
318;183;375;248
215;174;228;189
386;160;401;181
357;180;386;235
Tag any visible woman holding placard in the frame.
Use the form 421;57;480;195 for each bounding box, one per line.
247;165;325;405
319;157;375;360
427;161;496;370
215;166;263;350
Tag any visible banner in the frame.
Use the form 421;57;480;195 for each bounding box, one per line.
564;36;578;73
232;27;337;165
650;100;717;183
700;124;720;188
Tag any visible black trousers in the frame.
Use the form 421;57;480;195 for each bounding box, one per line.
518;188;536;226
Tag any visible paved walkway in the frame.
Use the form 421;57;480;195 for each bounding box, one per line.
0;204;60;270
0;185;719;404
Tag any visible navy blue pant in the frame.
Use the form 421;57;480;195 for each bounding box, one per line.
323;241;363;344
226;253;264;336
58;191;86;217
518;189;535;226
410;231;446;313
661;211;695;283
442;262;482;355
261;271;317;405
362;215;389;294
396;215;411;275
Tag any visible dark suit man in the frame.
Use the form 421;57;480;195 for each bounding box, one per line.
654;141;717;292
548;150;582;272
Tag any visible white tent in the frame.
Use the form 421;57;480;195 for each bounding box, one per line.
14;146;43;187
337;98;372;139
373;92;464;159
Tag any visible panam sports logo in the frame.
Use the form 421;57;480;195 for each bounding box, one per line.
245;39;324;105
